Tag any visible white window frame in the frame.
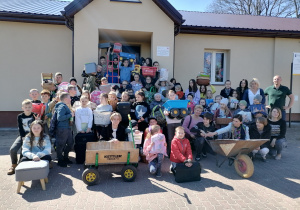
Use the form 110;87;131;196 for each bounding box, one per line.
204;50;227;85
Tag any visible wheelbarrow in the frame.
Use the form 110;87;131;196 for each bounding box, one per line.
207;139;269;178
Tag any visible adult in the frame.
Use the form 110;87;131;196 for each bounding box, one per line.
182;105;204;139
243;78;265;106
236;79;248;100
249;117;271;162
101;112;126;142
264;75;294;120
207;114;250;140
185;79;200;104
220;80;234;99
54;72;63;86
267;107;287;160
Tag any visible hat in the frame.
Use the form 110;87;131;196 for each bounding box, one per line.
69;77;77;83
239;100;247;107
220;98;229;105
254;95;262;103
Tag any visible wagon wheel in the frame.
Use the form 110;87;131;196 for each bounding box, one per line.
121;165;137;182
234;154;254;178
82;168;99;186
170;108;180;119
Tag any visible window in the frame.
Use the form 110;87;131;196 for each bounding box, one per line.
204;51;227;85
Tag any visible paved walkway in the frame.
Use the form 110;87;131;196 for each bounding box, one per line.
0;124;300;209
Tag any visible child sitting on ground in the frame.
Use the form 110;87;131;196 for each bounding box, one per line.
170;126;193;174
21;120;52;167
210;95;222;114
30;89;41;103
7;99;39;175
143;125;167;177
75;96;93;133
175;84;184;99
187;93;196;114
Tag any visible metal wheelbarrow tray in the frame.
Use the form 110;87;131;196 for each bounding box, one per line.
207;139;269;178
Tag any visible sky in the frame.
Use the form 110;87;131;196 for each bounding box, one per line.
167;0;213;12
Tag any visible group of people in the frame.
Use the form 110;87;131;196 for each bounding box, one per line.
7;57;293;179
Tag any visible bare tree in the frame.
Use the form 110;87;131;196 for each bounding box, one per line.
206;0;295;17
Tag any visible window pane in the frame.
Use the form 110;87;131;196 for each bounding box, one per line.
215;53;224;82
204;52;212;75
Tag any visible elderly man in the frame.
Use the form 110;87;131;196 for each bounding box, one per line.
264;75;294;120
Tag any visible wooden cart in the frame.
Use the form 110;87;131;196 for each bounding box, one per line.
82;141;139;186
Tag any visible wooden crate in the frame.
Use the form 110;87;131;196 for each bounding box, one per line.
85;142;139;165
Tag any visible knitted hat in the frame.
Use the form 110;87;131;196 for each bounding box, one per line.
239;100;247;107
69;77;77;83
254;95;262;103
220;98;229;105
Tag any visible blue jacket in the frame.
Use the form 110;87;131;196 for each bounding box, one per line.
55;102;72;128
242;89;265;107
119;62;134;82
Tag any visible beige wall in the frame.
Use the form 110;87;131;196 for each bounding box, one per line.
0;21;72;111
175;34;299;113
74;0;174;84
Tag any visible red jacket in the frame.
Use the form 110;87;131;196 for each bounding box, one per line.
170;137;193;163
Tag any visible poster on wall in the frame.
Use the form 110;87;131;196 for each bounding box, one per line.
292;52;300;75
157;46;170;57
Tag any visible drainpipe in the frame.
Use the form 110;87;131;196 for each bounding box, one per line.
173;24;181;78
61;11;74;77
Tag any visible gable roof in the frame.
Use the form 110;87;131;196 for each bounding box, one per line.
179;11;300;38
0;0;69;24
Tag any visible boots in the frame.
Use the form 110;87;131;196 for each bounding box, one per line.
7;164;17;175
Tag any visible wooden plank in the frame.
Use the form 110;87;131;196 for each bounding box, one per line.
85;149;139;165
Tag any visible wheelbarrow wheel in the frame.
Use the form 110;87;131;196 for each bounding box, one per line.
121;165;137;182
82;168;99;186
234;154;254;178
170;108;180;119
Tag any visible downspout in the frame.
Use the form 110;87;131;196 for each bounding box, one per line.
61;11;74;77
173;23;182;78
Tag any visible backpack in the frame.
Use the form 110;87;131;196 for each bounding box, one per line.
49;110;58;138
151;105;166;125
145;86;157;103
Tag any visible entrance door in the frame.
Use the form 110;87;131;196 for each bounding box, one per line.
122;45;141;63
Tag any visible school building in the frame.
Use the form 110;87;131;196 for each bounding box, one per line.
1;0;300;127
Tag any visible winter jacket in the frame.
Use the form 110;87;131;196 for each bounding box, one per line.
170;137;193;163
150;100;164;111
55;102;72;128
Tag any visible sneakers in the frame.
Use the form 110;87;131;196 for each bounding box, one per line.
57;161;67;167
275;154;281;160
150;165;156;174
7;164;17;175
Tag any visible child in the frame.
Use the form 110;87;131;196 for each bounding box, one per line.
69;77;82;97
120;59;135;83
187;93;195;114
41;89;52;133
127;88;136;103
211;95;222;113
150;93;164;110
191;113;215;161
144;76;154;91
214;98;232;131
249;95;267;119
7;99;39;175
54;92;74;167
143;125;167;177
119;80;129;94
29;89;41;103
206;90;214;108
99;77;112;94
155;79;174;96
130;73;143;93
175;84;184;99
234;100;252;124
220;80;234;98
131;91;151;138
75;96;93;133
21;120;52;165
99;56;107;77
95;93;113;138
199;84;216;99
121;91;130;102
108;91;118;111
81;90;97;110
170;126;193;174
68;85;80;106
199;98;211;115
229;90;239;111
105;65;119;83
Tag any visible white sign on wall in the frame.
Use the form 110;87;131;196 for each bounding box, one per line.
293;52;300;75
157;46;170;57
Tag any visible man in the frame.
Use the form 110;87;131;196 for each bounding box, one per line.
54;72;63;86
264;75;294;120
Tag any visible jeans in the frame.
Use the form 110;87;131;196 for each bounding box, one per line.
269;138;287;155
252;148;269;157
194;137;205;158
167;123;181;155
281;110;286;121
20;155;52;163
56;127;73;162
9;136;23;164
148;153;163;175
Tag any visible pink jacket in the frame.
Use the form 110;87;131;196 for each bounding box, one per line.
143;133;167;163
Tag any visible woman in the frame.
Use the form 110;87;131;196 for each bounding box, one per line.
182;105;204;140
207;114;249;140
249;117;271;162
243;78;265;106
236;79;248;100
199;84;216;99
101;112;126;142
184;79;200;104
267;107;287;160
